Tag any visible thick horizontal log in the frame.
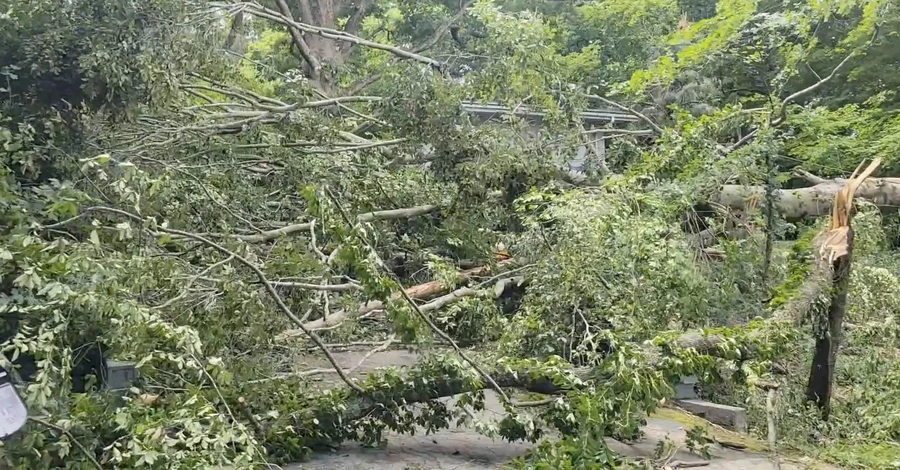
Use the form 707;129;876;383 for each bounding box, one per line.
718;177;900;221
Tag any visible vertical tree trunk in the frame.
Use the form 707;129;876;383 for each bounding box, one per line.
224;11;247;56
805;229;853;418
762;151;775;282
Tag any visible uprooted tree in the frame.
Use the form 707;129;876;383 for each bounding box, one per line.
2;0;900;468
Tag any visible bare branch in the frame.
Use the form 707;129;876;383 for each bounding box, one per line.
725;128;759;153
230;223;314;243
269;281;360;292
278;260;517;337
155;255;236;310
357;204;439;222
582;128;654;136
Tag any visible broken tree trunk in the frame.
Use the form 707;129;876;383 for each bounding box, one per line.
718;176;900;221
804;159;882;417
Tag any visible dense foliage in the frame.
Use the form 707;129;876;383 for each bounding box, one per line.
2;0;900;468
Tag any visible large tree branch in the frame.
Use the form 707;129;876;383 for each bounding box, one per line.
357;205;439;223
238;2;444;71
274;0;322;81
214;204;439;243
46;204;440;243
323;285;819;426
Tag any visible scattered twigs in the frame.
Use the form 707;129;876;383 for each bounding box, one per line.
279;260;517;336
666;461;710;469
28;417;104;470
155;254;236;310
347;334;397;375
137;156;261;232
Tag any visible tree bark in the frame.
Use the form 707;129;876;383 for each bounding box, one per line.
341;0;371;41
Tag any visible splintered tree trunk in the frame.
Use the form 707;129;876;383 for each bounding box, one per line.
801;158;880;417
805;229;853;418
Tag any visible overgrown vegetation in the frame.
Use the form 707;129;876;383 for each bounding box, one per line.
2;0;900;468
